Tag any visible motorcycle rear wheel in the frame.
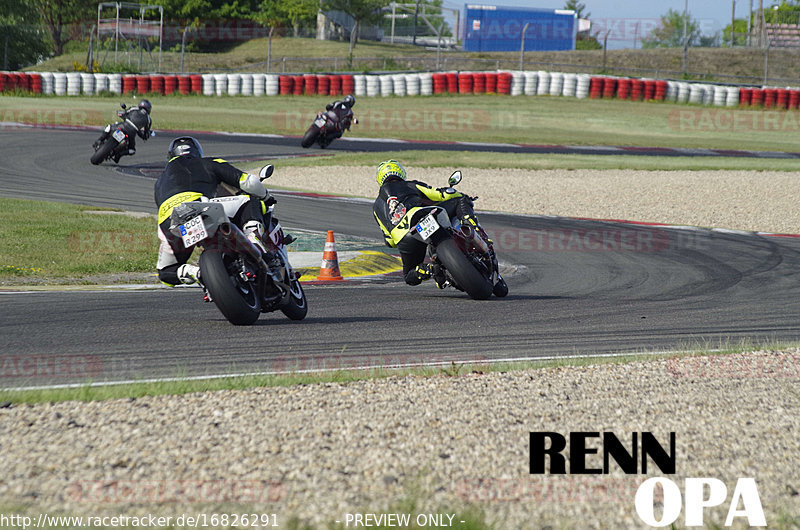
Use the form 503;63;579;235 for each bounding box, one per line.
301;125;320;148
90;139;116;165
280;277;308;320
199;251;260;325
435;238;493;300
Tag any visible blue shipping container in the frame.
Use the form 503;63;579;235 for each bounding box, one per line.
463;5;576;52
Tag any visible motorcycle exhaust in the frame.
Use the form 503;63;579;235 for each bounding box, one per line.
460;223;490;254
219;222;269;274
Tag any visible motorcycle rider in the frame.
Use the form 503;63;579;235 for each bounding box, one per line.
324;94;356;136
372;160;481;286
93;99;153;163
155;136;272;286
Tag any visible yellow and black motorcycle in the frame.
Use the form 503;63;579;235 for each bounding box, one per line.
397;171;508;300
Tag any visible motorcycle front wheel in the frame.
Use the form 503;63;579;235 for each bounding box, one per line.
280;277;308;320
199;251;260;325
90;138;116;165
435;238;493;300
301;125;320;148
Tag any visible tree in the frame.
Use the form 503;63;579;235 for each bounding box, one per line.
564;1;599;50
564;0;589;19
0;0;51;69
322;0;390;55
29;0;94;56
722;18;748;47
641;8;701;48
280;0;318;37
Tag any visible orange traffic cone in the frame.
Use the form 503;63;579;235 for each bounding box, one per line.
317;230;345;281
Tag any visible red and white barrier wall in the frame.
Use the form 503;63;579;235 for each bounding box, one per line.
2;70;799;109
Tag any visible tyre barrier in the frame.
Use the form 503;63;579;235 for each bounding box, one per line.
379;75;393;97
473;72;486;94
341;74;355;95
602;77;617;99
66;72;81;96
497;72;512;95
406;74;421;96
317;75;329;95
523;72;538;96
5;69;794;118
510;72;524;96
789;89;800;109
536;71;551;96
240;73;254;96
420;73;433;96
549;72;564;97
617;78;630;100
393;74;406;97
293;75;305;96
80;73;95;95
432;73;446;94
366;75;380;97
40;72;54;94
303;74;316;95
589;77;603;99
445;72;458;93
328;74;341;96
562;73;577;97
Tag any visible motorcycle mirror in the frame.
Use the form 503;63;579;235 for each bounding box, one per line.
448;171;462;187
120;103;127;109
259;164;274;181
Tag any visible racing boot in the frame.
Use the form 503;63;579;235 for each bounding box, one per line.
243;220;268;255
431;263;448;289
404;263;433;286
177;264;201;285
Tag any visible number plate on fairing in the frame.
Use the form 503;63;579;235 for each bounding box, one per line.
178;215;208;247
314;117;326;128
112;129;126;142
415;214;439;241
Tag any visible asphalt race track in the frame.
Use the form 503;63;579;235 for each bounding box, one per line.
2;127;800;389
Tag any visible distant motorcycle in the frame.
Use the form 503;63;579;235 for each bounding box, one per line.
168;165;308;325
90;102;153;165
301;102;356;149
402;171;508;300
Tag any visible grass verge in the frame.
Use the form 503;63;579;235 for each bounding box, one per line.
5;93;800;154
0;198;157;283
0;339;791;405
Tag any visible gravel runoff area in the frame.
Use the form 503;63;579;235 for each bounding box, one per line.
265;166;800;235
1;352;799;528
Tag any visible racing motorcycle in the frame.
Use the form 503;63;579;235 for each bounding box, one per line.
402;171;508;300
90;102;151;165
168;165;308;325
300;105;356;149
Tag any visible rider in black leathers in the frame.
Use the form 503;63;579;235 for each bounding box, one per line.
93;99;153;162
155;136;272;286
324;94;356;138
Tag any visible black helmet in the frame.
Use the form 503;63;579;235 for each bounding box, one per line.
138;99;152;114
343;94;355;108
168;136;203;159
